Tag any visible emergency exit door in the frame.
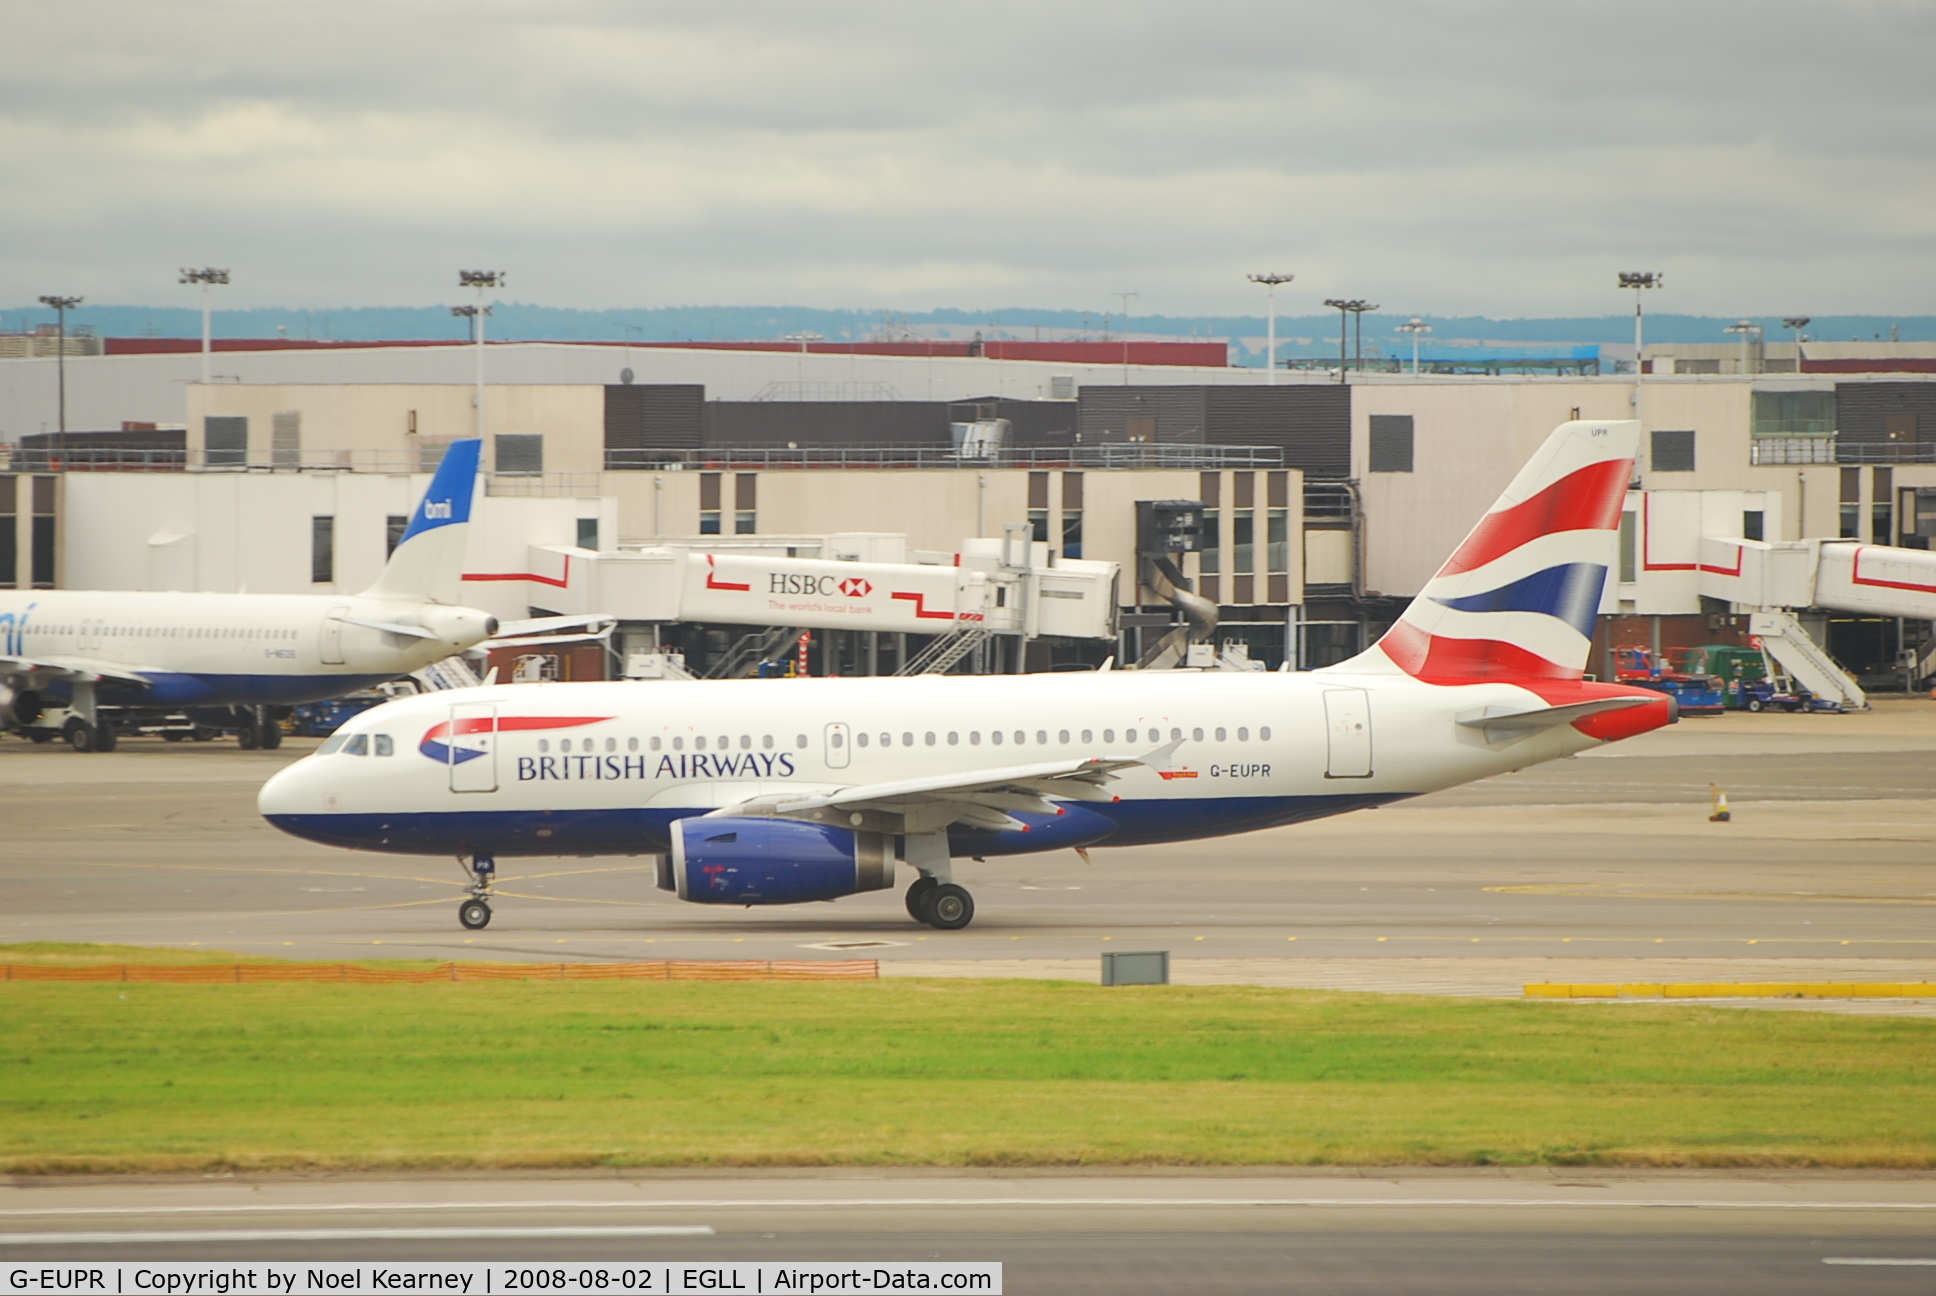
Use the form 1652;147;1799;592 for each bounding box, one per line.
1323;689;1373;779
448;702;498;793
824;722;851;770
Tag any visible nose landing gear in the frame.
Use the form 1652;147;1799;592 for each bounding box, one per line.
457;853;495;929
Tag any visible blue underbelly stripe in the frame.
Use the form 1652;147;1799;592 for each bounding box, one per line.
265;792;1415;859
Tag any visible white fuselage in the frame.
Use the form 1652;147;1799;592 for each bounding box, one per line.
0;588;494;710
258;668;1639;859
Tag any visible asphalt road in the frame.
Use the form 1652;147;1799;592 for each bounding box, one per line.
2;1173;1934;1294
3;703;1933;970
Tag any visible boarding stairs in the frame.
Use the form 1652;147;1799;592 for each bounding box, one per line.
410;656;486;692
896;626;993;676
705;625;805;680
1747;611;1868;711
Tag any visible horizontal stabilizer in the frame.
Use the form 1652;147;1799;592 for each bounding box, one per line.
1457;696;1649;741
330;615;441;640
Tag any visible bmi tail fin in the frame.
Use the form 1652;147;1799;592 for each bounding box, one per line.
358;439;481;605
1341;419;1637;683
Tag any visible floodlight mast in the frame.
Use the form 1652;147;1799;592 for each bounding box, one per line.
1396;317;1431;376
1723;318;1762;376
37;294;82;459
1618;272;1661;426
1783;316;1811;371
178;267;229;384
1112;291;1138;383
456;271;503;443
1248;273;1293;385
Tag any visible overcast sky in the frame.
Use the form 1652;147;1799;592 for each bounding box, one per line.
4;1;1932;320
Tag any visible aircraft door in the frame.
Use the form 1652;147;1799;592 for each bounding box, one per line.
824;722;850;770
448;701;498;793
1323;689;1373;779
320;606;349;665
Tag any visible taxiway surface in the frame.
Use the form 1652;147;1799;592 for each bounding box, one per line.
2;1172;1933;1294
3;703;1934;981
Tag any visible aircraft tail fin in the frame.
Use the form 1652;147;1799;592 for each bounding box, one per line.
1340;419;1637;683
358;439;481;605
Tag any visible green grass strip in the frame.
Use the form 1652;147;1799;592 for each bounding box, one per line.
4;976;1933;1173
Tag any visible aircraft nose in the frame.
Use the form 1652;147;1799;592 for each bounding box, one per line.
257;754;329;824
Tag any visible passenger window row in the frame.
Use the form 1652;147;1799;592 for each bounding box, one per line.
857;726;1271;747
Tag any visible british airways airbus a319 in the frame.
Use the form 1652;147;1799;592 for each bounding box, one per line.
259;419;1672;931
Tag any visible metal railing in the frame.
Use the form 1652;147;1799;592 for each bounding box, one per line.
2;442;1294;476
1749;436;1936;466
603;443;1289;471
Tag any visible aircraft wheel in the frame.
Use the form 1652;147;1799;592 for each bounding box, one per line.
95;721;118;753
27;731;54;745
925;884;974;931
236;719;261;750
63;718;98;753
163;731;186;742
458;899;492;930
905;876;939;923
258;712;283;750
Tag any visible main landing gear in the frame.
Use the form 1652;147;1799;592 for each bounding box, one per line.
457;853;496;929
906;876;975;931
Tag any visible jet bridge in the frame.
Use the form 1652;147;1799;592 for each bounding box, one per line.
462;534;1120;675
1696;538;1936;708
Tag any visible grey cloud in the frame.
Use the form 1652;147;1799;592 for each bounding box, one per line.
2;0;1933;317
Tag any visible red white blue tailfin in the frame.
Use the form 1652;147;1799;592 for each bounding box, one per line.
1345;419;1638;683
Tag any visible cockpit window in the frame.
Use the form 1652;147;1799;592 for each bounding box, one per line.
318;733;349;755
373;734;394;757
342;733;369;756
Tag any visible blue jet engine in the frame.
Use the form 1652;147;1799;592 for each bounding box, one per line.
662;816;894;905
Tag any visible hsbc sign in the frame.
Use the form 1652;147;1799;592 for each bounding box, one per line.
768;573;872;597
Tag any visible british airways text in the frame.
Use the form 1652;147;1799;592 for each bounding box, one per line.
516;751;798;782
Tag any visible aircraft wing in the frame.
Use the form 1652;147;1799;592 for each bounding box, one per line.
731;740;1184;834
0;654;154;687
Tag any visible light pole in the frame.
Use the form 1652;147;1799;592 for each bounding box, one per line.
1396;317;1431;376
179;267;229;384
1323;300;1377;381
1247;273;1294;384
1782;316;1810;372
1112;291;1138;383
456;271;504;444
1618;272;1661;426
1723;318;1762;376
37;294;82;459
783;331;822;392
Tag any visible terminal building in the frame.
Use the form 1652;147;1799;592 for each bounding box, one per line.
4;336;1936;690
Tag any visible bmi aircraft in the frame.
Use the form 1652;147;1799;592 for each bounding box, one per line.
259;419;1673;931
0;440;497;751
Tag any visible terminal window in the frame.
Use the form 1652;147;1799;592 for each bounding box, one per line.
312;515;335;584
699;473;722;535
495;434;544;476
1651;429;1696;473
735;472;757;535
1369;415;1414;473
204;416;247;467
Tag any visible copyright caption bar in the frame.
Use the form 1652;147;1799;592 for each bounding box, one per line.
3;1264;1002;1295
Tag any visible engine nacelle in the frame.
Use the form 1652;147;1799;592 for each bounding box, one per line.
0;685;42;728
667;816;894;906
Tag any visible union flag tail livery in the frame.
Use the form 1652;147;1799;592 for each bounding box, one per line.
1354;419;1637;683
260;418;1673;934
